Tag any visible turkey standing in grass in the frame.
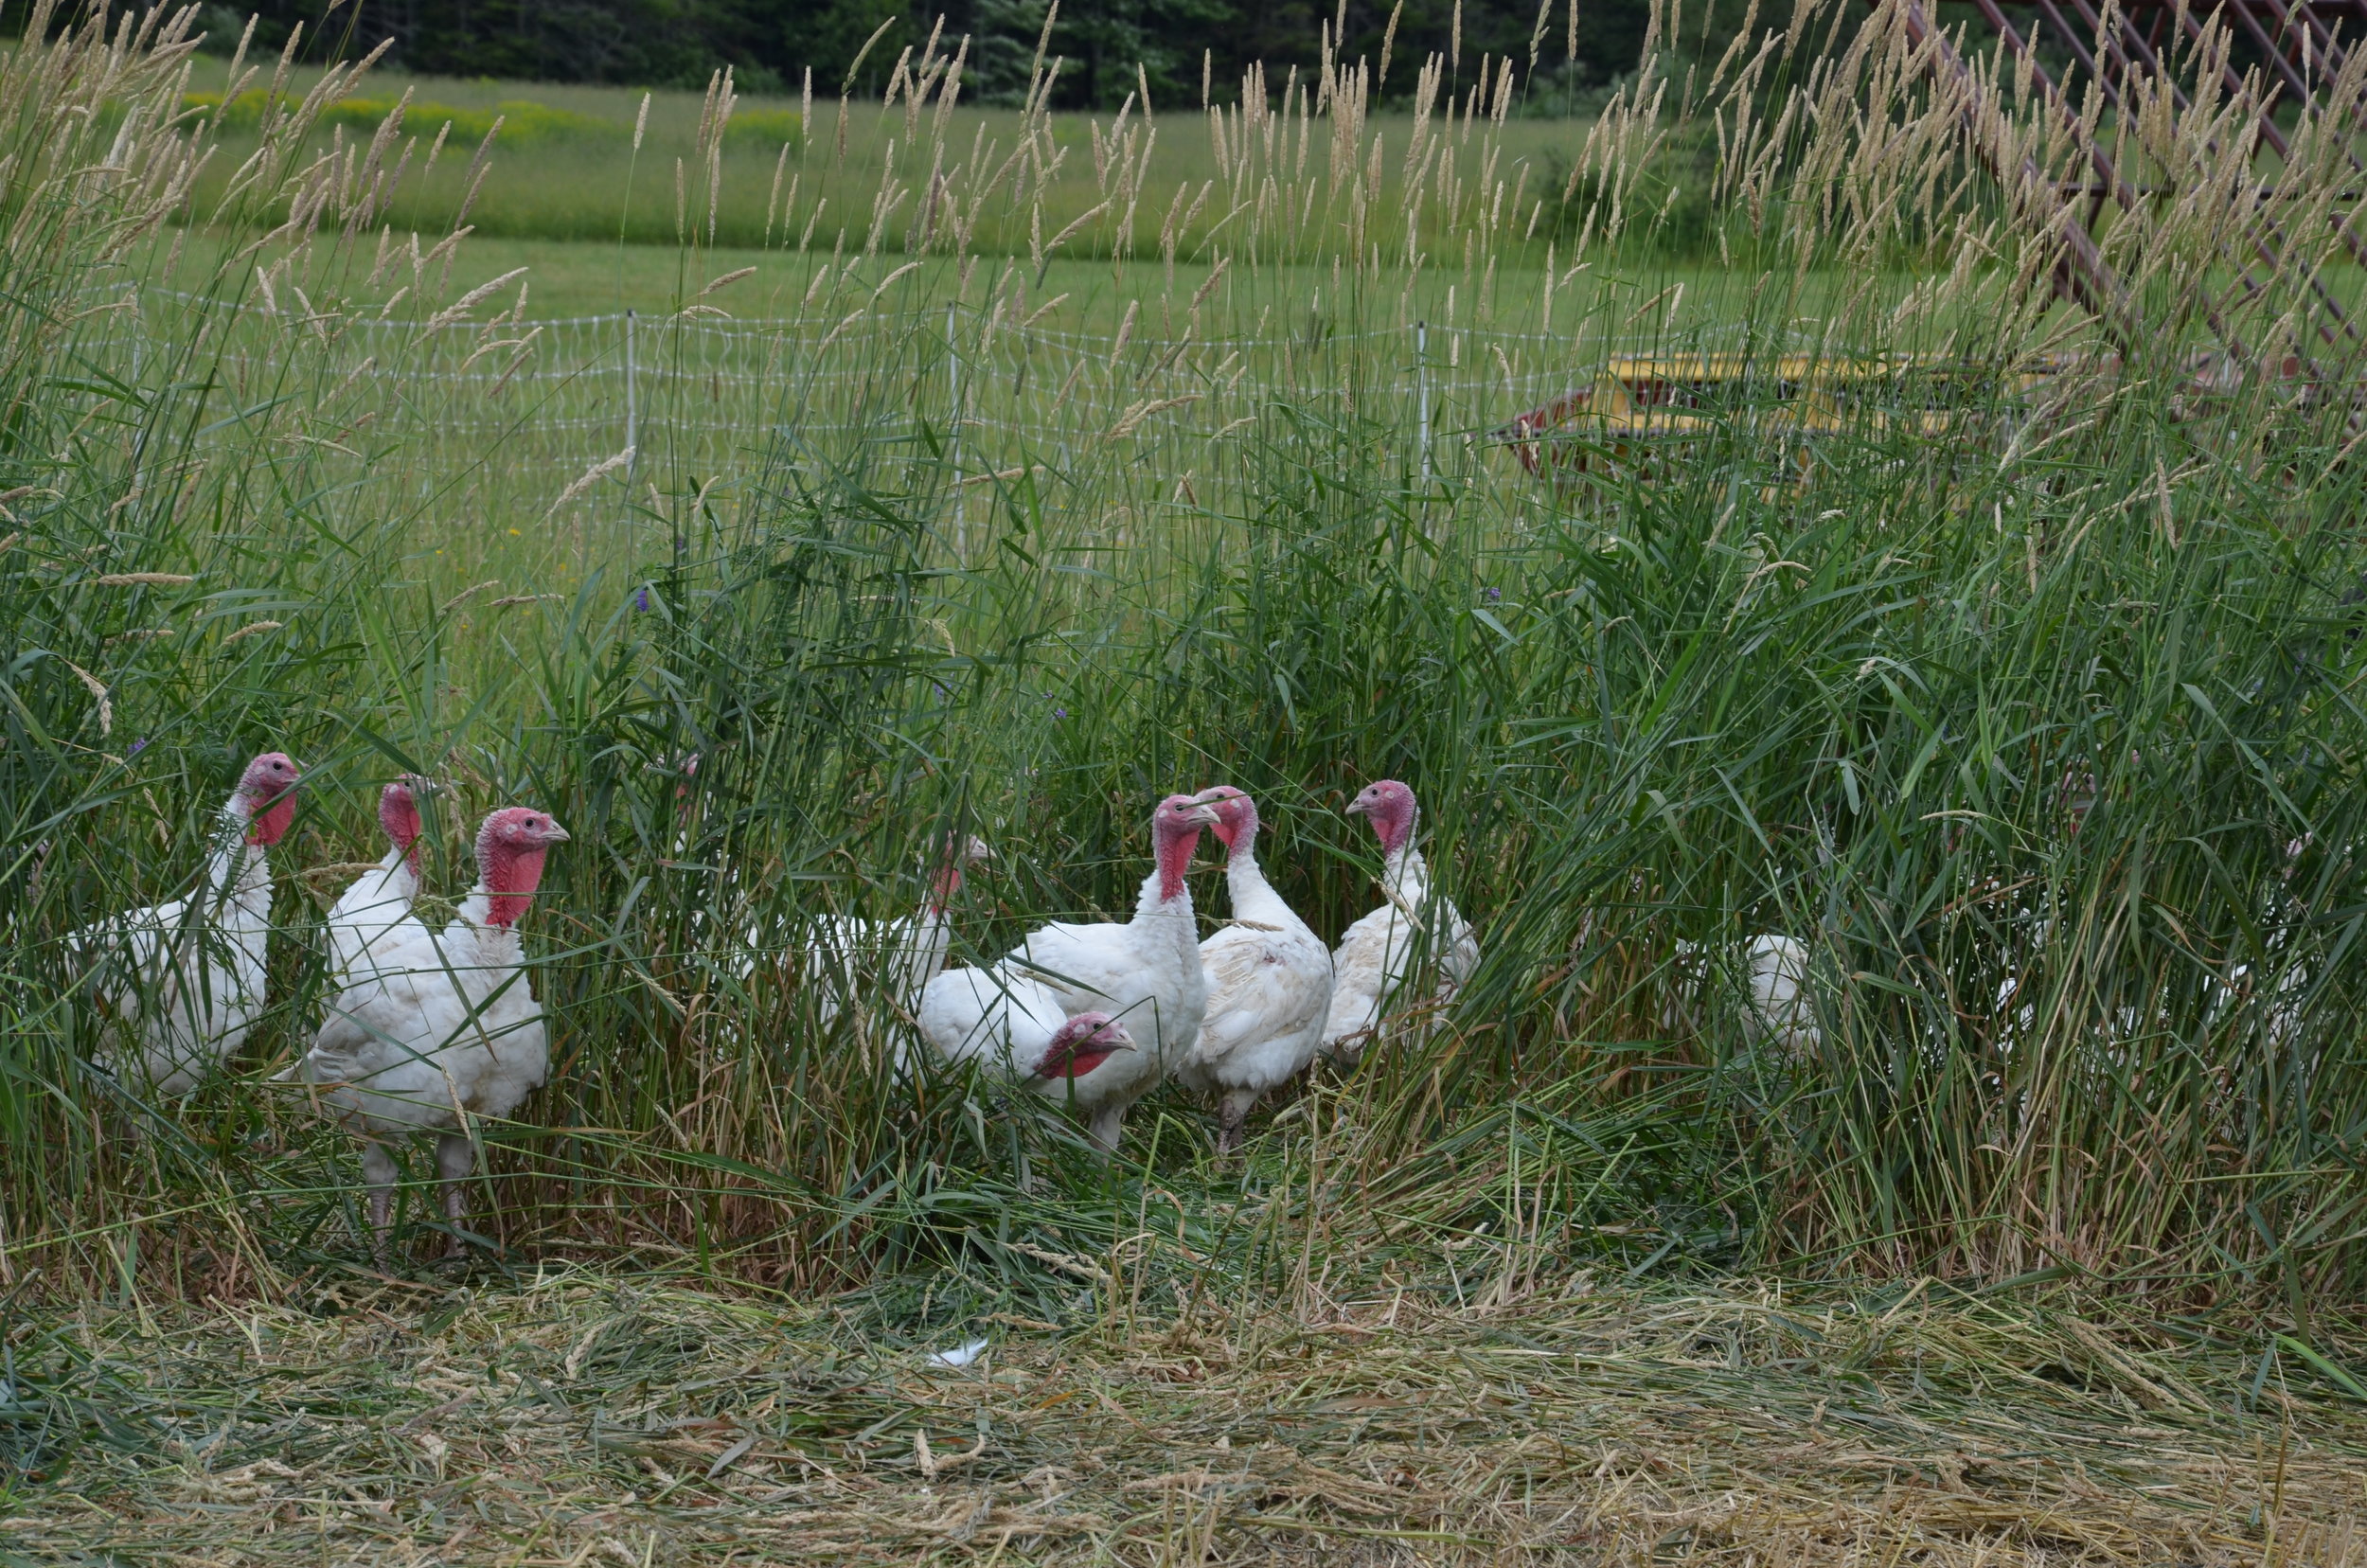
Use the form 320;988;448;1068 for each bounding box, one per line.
1669;933;1819;1058
917;963;1137;1109
1320;780;1478;1063
289;806;568;1258
323;777;434;985
804;833;993;1028
997;793;1220;1152
1175;786;1332;1153
75;751;302;1096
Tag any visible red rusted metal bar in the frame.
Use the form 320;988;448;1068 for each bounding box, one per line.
2052;0;2357;347
1893;0;2145;349
1952;0;2267;357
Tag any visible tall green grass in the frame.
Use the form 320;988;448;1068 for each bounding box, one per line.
2;0;2364;1332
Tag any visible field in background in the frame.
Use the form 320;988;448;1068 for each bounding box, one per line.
9;1;2367;1556
175;55;1608;253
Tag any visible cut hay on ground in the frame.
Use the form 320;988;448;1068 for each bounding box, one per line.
6;1272;2363;1564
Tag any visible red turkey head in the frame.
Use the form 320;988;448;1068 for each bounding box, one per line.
1193;785;1259;859
1151;793;1222;903
1037;1012;1132;1080
380;776;432;864
474;807;570;928
238;752;302;846
929;833;994;909
1344;779;1418;855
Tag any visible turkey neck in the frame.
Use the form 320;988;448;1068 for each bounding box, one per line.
460;841;551;952
1132;825;1202;956
1382;838;1430;897
1222;822;1294;928
454;890;528;969
206;798;276;929
1375;804;1429;900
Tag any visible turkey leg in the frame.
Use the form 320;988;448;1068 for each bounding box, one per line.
360;1141;399;1264
1217;1089;1257;1155
436;1131;477;1256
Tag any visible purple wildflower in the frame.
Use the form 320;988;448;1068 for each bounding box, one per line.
1484;586;1502;602
126;737;149;758
1053;707;1067;720
634;587;650;612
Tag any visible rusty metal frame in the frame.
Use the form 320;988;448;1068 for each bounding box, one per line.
1893;0;2367;373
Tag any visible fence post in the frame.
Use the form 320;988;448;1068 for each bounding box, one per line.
948;301;963;557
623;310;637;474
1416;319;1431;483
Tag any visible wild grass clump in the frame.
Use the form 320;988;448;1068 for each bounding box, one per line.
1;0;2365;1363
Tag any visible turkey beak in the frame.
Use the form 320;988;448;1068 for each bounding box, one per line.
1344;796;1373;818
542;823;572;844
1183;803;1221;829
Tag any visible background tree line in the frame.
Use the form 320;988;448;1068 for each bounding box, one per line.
6;0;1664;109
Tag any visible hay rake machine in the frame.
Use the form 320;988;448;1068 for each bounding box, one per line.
1505;0;2367;484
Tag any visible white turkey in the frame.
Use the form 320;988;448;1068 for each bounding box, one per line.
1175;786;1332;1152
322;776;433;985
288;805;568;1257
917;964;1136;1110
1669;933;1819;1058
998;793;1220;1151
803;833;992;1028
74;750;302;1096
1320;779;1478;1063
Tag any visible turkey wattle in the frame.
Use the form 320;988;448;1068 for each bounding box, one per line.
290;805;568;1256
75;750;302;1096
1320;779;1477;1062
999;793;1219;1151
1175;786;1332;1152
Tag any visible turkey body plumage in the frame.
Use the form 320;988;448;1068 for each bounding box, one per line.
295;909;551;1138
288;806;567;1257
797;836;989;1027
72;754;301;1097
917;965;1134;1107
804;909;954;1028
1322;782;1476;1062
80;829;276;1096
1175;788;1331;1150
996;795;1218;1151
1670;933;1819;1057
323;780;429;989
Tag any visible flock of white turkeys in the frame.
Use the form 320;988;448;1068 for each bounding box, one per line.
68;754;1481;1259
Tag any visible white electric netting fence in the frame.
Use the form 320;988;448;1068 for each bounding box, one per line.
108;290;1664;494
